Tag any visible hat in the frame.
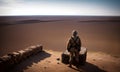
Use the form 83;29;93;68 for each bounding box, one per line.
72;30;78;36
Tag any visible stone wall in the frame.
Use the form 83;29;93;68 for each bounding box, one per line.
0;44;43;72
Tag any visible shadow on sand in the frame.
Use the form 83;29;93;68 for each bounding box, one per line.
10;51;51;72
69;62;107;72
80;62;107;72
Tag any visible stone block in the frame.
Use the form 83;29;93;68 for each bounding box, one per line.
61;47;87;66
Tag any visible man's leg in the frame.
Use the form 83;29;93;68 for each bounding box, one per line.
75;51;79;62
75;50;80;68
69;51;73;67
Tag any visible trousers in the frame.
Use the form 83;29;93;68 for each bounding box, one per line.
69;48;79;65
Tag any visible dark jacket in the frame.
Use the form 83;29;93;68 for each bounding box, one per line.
67;36;81;52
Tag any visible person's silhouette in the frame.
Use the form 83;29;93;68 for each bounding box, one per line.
67;30;81;67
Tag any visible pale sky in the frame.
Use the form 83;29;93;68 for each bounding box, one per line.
0;0;120;16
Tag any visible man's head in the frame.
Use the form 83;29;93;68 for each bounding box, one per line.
72;30;78;37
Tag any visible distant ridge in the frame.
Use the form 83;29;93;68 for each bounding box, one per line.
15;20;63;24
0;19;63;26
78;19;120;22
0;16;120;26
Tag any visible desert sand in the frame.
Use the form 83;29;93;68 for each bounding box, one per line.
0;16;120;72
10;50;120;72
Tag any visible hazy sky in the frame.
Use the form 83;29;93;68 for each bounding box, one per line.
0;0;120;16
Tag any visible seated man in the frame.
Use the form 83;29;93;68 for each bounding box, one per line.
67;30;81;67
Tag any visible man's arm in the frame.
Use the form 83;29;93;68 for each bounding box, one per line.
77;37;81;51
67;39;71;52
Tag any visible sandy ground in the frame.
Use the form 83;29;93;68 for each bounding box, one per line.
10;50;120;72
0;16;120;72
0;20;120;57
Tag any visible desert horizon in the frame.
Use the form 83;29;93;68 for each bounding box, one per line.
0;0;120;72
0;16;120;57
